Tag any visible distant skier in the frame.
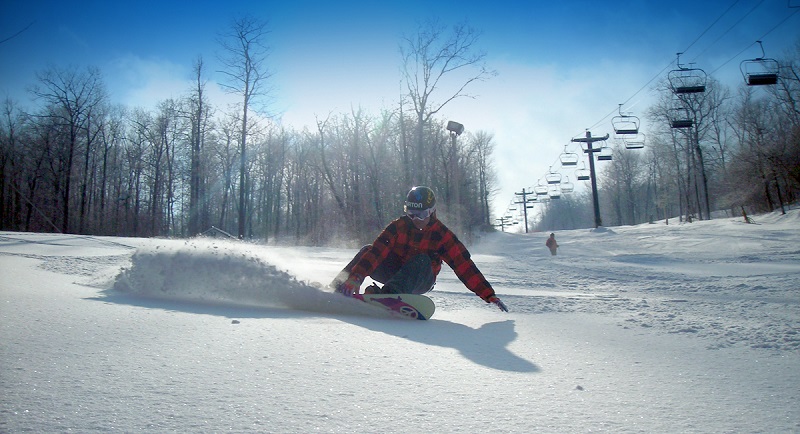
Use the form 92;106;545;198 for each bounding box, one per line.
330;186;508;312
546;233;559;256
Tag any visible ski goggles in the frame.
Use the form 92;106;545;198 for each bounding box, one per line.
405;205;435;221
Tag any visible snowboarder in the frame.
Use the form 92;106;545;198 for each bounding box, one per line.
331;186;508;312
546;233;558;256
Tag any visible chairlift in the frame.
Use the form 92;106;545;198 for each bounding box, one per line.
740;41;779;86
596;146;613;161
560;176;575;193
612;104;640;136
624;133;646;150
670;106;693;129
548;185;562;199
534;183;549;196
545;167;562;184
575;163;590;181
559;145;579;166
668;53;707;94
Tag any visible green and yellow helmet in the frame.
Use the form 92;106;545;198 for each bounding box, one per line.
404;186;436;216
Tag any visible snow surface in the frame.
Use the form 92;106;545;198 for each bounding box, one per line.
1;209;799;433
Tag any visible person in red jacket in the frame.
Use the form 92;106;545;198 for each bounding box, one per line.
546;233;558;256
331;186;508;312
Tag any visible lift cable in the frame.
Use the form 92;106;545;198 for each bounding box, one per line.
684;0;744;60
708;7;800;76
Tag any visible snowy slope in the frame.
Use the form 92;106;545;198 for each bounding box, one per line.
1;209;799;433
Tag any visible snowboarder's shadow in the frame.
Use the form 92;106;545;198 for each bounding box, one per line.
345;317;539;373
91;288;538;373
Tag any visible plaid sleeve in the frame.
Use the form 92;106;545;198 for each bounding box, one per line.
350;220;399;279
439;226;496;302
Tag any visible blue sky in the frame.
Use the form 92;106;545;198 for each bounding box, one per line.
2;0;799;219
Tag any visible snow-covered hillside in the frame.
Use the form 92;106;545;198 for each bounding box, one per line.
2;209;798;432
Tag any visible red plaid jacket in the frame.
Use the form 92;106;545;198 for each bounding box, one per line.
350;215;496;301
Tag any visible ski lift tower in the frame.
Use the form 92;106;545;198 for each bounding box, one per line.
514;188;537;233
571;130;609;228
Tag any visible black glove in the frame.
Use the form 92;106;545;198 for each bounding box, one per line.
487;296;508;312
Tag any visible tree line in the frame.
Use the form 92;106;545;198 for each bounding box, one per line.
0;18;498;245
534;39;800;231
4;17;797;243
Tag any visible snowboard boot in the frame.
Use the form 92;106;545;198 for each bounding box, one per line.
364;283;402;294
363;283;403;294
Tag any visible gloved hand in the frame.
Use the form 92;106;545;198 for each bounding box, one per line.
338;274;363;296
488;296;508;312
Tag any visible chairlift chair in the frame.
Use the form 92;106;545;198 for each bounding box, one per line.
545;167;562;184
624;133;646;150
560;176;575;193
575;164;590;181
596;146;613;161
668;53;707;94
548;185;562;199
740;41;779;86
670;106;693;129
612;104;640;136
559;146;579;166
534;183;549;196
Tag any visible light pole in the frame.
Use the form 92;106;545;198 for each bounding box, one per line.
446;121;464;228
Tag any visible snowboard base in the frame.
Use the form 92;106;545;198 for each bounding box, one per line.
353;293;435;320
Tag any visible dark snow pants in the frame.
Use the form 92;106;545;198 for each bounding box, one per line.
343;245;435;294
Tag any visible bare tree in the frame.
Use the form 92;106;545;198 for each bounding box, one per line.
217;16;273;239
186;57;211;236
95;104;126;234
400;19;496;185
0;97;24;229
468;130;496;225
30;65;106;233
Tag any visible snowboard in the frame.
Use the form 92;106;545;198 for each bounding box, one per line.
352;293;435;320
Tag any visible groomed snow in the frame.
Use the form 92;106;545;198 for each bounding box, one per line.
1;209;799;433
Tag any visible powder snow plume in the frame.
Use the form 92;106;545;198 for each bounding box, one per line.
112;238;382;318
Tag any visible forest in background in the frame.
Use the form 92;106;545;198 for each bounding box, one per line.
1;17;798;245
0;18;497;245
